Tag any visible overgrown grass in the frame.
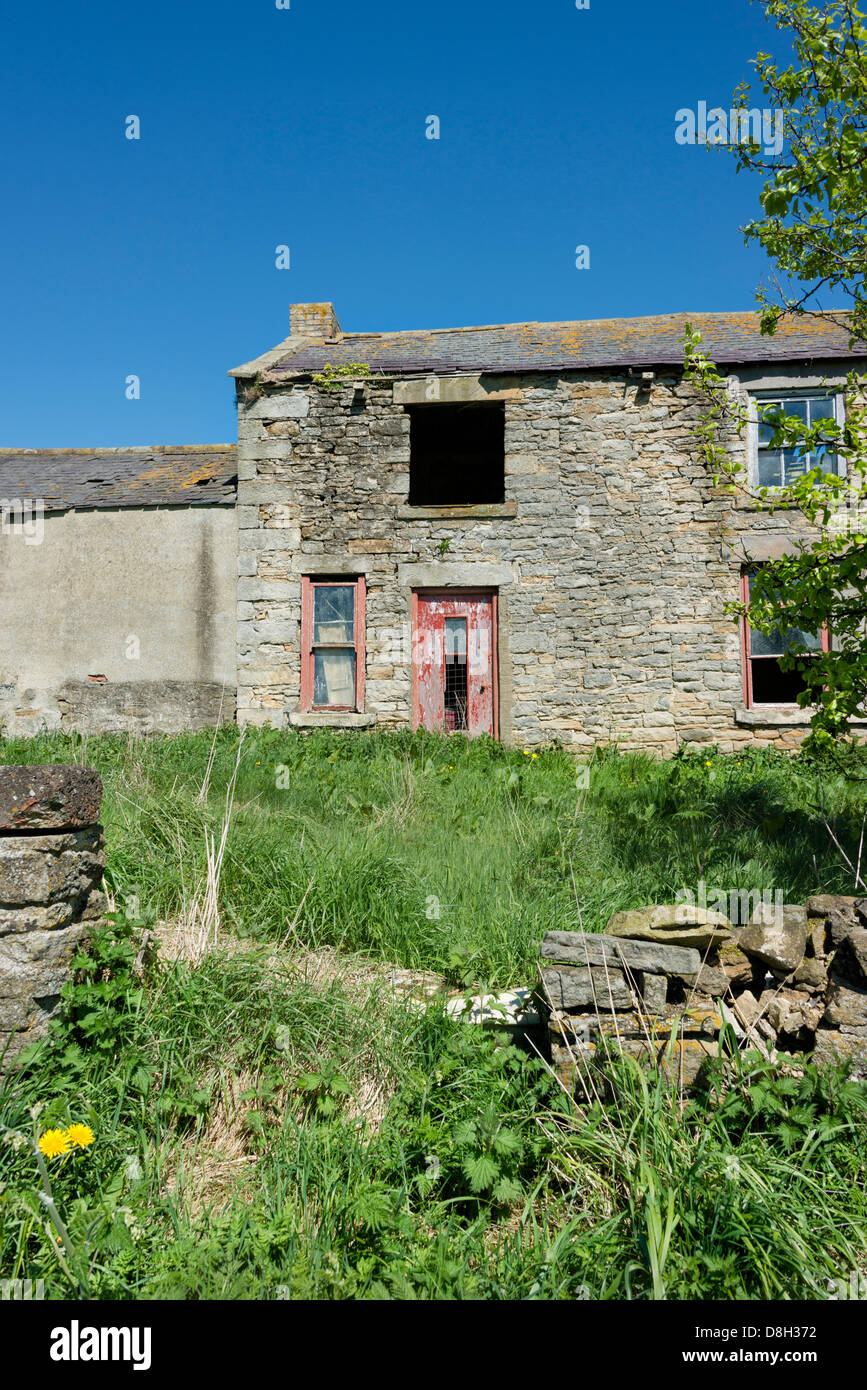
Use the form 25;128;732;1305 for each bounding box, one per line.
1;729;866;1299
3;726;867;982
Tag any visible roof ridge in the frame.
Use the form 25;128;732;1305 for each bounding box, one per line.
337;310;770;339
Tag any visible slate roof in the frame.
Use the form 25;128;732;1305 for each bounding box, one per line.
0;445;237;512
257;310;864;380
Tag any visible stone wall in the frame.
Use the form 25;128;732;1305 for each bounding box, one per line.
0;506;237;737
0;766;107;1068
235;362;860;752
541;896;867;1092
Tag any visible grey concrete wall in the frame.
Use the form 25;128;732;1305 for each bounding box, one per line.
234;364;862;754
0;506;237;736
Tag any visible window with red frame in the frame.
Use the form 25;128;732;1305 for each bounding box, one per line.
741;569;828;707
300;577;366;712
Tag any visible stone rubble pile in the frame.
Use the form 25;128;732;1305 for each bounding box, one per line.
0;765;107;1068
540;898;867;1090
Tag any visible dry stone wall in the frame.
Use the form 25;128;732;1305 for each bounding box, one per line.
541;896;867;1091
236;368;834;752
0;766;107;1068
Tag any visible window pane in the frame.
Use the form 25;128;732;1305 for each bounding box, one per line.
313;585;354;644
809;397;835;423
444;617;467;659
750;626;822;656
784;449;808;482
757;397;838;484
757;450;784;487
313;649;356;706
748;576;822;655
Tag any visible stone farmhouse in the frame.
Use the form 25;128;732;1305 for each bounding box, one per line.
1;303;864;752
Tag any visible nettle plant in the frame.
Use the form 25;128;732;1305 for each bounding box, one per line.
684;0;867;764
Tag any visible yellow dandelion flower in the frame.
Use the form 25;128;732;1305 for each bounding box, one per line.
705;761;712;766
65;1123;95;1150
532;753;538;759
523;749;530;755
38;1129;70;1159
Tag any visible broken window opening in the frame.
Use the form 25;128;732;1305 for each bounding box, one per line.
407;403;505;506
742;569;826;706
443;616;468;731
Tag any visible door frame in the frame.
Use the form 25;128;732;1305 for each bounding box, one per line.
410;587;499;739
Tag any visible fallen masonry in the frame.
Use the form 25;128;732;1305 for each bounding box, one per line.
539;898;867;1092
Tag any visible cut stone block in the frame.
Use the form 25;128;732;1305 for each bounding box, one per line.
540;965;633;1011
541;931;700;976
0;765;102;832
639;972;668;1010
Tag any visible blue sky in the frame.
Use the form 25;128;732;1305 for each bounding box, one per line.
0;0;790;446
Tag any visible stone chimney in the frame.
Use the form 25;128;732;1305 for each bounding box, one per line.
290;303;342;340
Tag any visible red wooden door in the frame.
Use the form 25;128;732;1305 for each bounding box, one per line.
412;591;497;737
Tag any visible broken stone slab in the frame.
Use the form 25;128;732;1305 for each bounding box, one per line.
811;1029;867;1077
0;765;102;832
0;991;63;1032
733;989;761;1029
541;930;700;976
445;988;540;1028
739;903;807;974
540;965;633;1011
605;905;732;951
824;978;867;1030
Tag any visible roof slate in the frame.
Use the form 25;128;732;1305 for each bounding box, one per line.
0;445;237;512
261;310;864;379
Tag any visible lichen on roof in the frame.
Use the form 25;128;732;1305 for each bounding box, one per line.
0;445;237;512
255;310;864;380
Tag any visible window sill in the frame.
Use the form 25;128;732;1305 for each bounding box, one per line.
289;711;376;729
735;707;813;727
736;707;867;728
397;502;517;520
